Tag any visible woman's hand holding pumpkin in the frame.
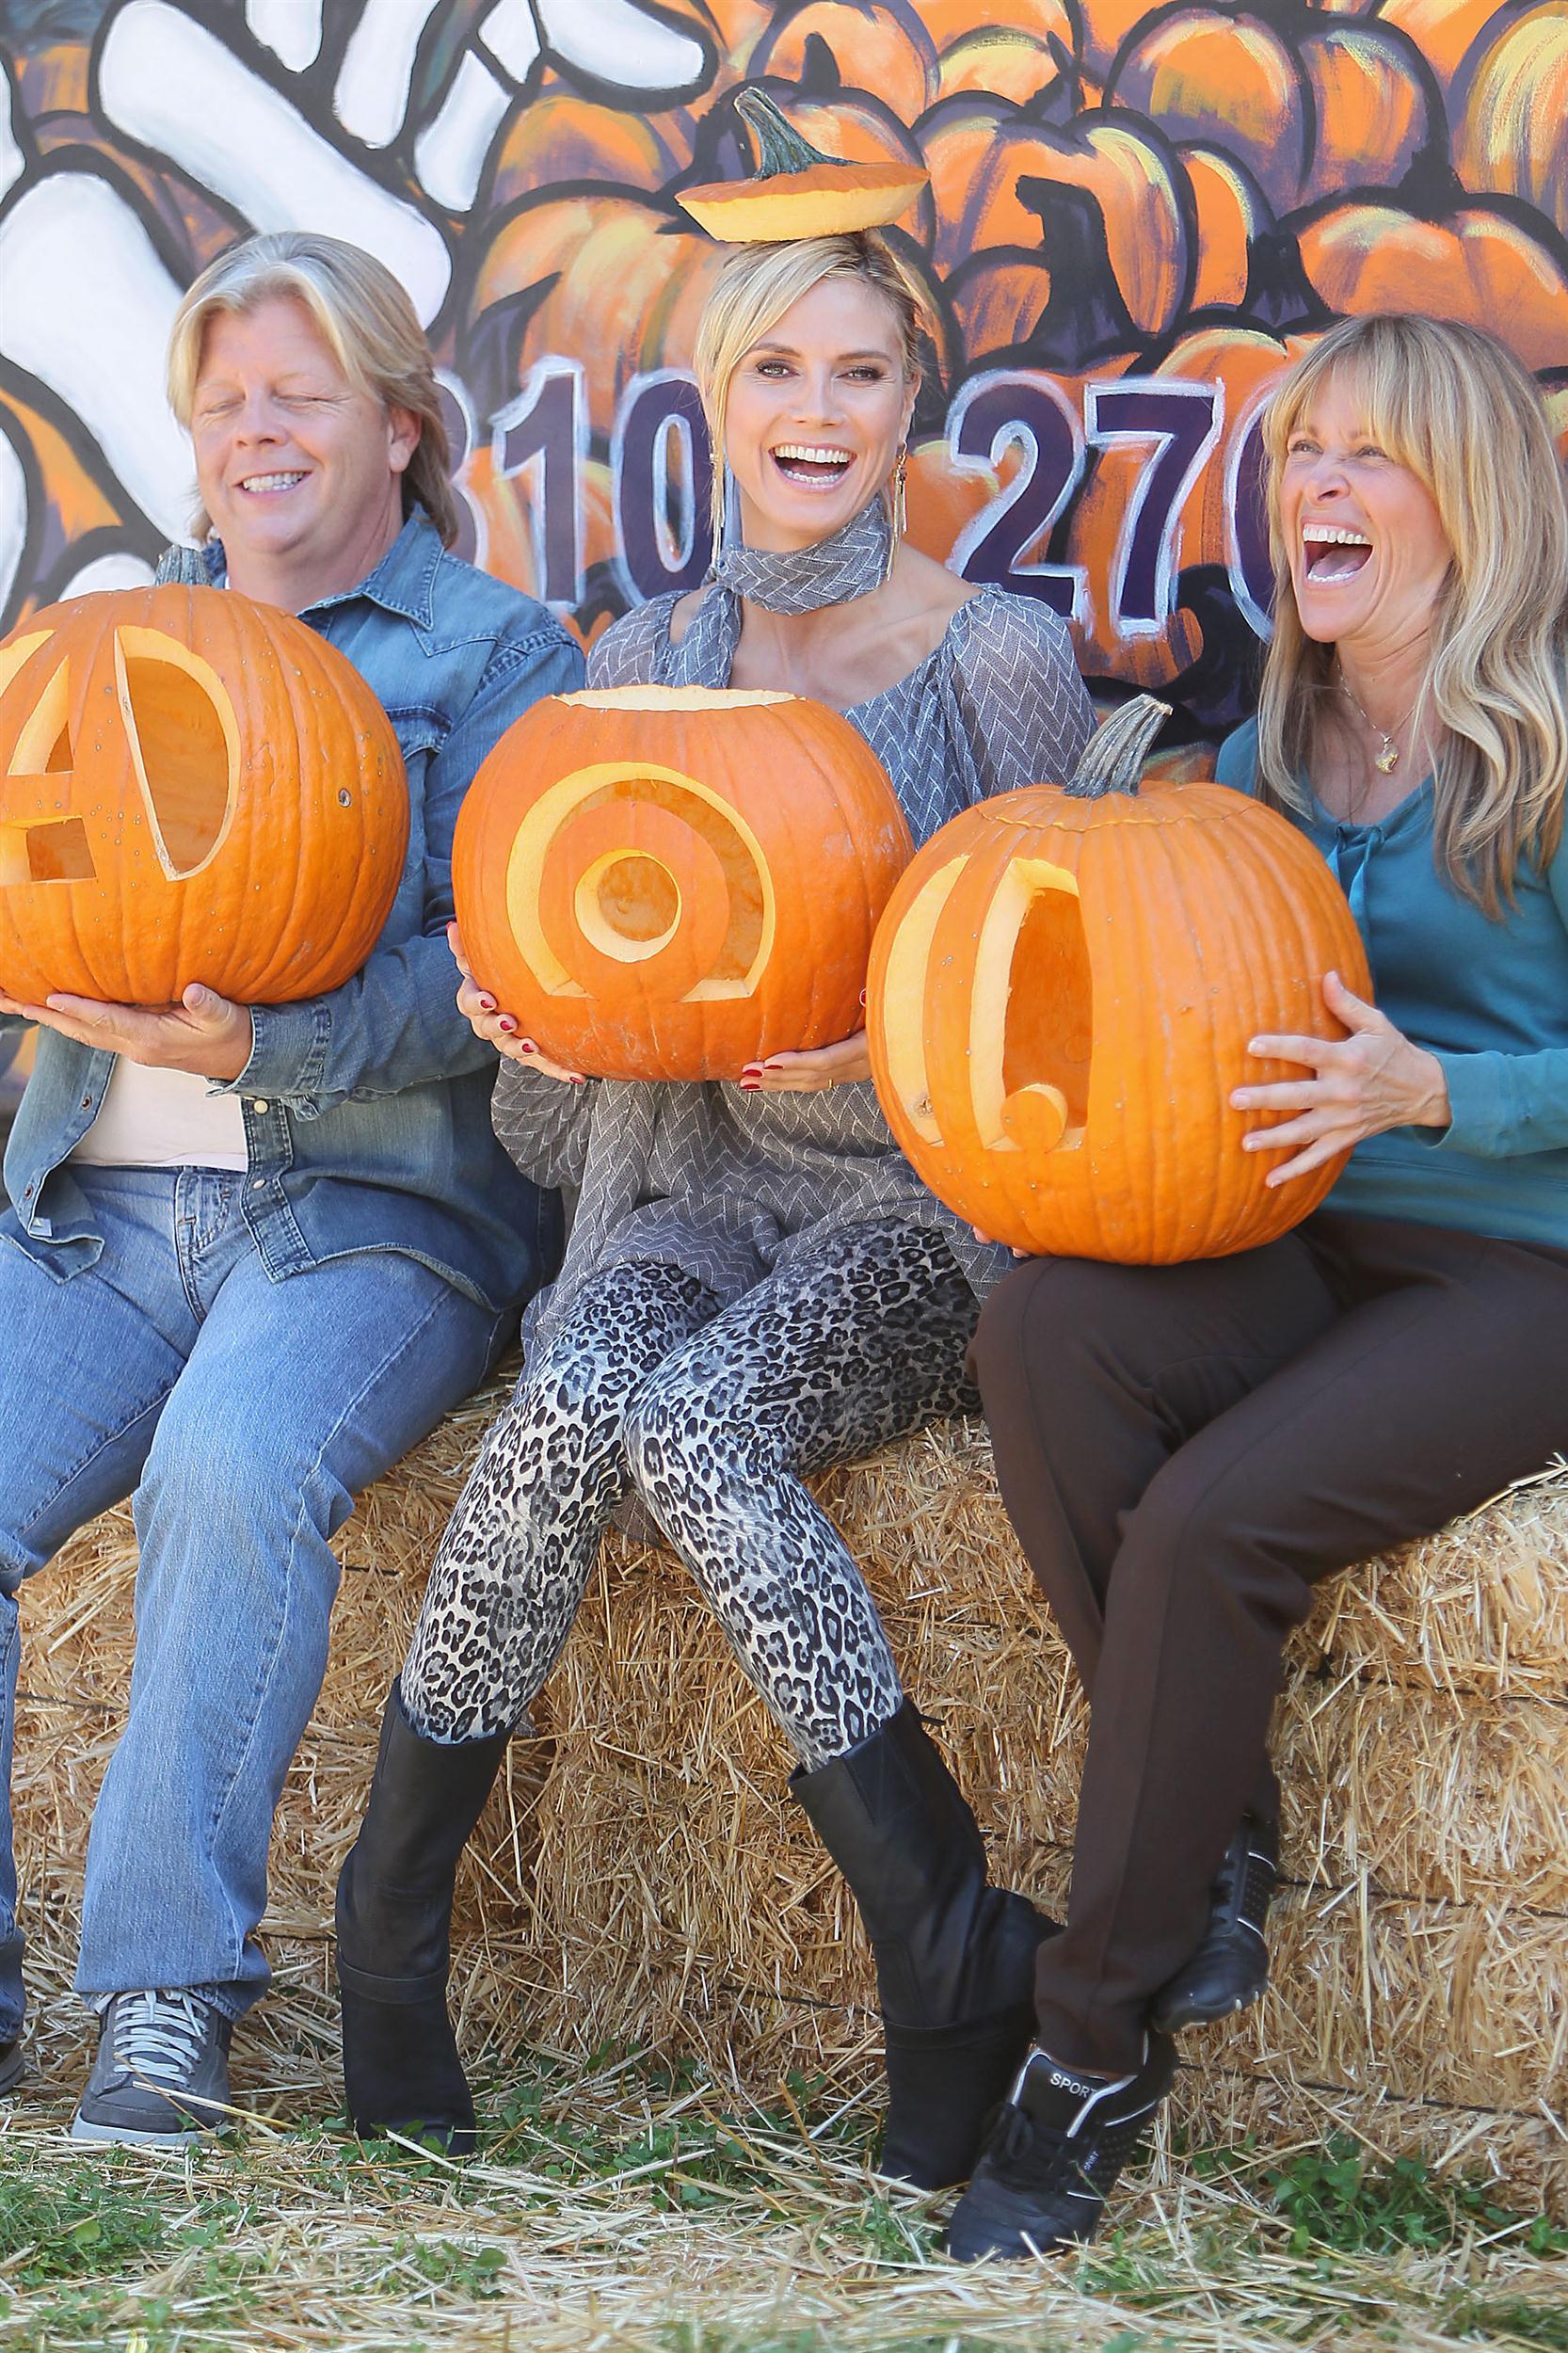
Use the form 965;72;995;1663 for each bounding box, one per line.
741;1030;872;1093
1233;968;1450;1186
0;984;254;1080
447;923;584;1084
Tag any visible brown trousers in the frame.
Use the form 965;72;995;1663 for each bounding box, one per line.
970;1212;1568;2074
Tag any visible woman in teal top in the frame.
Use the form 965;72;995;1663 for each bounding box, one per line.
1214;713;1568;1238
946;313;1568;2263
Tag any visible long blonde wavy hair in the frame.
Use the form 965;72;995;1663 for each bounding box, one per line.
692;232;932;558
1256;313;1568;915
168;231;459;548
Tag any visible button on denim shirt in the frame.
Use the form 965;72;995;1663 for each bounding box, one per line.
1;512;584;1309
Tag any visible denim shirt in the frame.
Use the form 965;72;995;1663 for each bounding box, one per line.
1;512;584;1308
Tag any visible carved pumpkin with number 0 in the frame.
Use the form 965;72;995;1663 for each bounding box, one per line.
454;683;913;1081
866;697;1371;1263
0;585;408;1007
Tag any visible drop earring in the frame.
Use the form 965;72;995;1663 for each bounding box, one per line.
885;441;909;582
719;461;744;559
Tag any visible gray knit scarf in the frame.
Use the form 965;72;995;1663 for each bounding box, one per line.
669;494;891;684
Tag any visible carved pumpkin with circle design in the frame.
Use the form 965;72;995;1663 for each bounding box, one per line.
454;684;913;1080
0;585;408;1005
866;698;1371;1263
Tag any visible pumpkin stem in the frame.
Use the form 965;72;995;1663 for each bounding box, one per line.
734;87;839;178
1068;695;1172;799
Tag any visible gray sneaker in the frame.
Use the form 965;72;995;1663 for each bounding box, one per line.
0;2038;22;2097
71;1991;234;2145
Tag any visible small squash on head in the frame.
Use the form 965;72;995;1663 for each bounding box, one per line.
0;584;408;1005
866;696;1371;1262
453;682;912;1081
678;87;929;241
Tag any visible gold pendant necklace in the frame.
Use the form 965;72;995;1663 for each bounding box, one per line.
1337;670;1416;775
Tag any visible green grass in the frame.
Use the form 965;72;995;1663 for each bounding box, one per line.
1261;2139;1568;2262
0;2059;1562;2353
0;2176;169;2286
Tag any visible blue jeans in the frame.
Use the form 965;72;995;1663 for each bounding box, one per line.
0;1169;504;2037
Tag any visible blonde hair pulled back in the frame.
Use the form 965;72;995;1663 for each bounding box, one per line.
693;232;931;556
1257;312;1568;914
168;231;459;548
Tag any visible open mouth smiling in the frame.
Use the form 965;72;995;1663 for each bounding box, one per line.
1303;520;1372;583
771;442;855;487
237;470;309;495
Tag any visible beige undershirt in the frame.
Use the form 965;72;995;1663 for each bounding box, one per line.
70;1063;249;1170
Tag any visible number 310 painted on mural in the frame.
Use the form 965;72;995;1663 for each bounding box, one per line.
479;358;1274;653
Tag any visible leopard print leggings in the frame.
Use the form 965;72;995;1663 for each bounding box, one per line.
400;1221;978;1768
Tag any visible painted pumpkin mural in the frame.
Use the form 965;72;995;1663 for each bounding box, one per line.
453;682;911;1079
865;698;1372;1262
0;0;1560;748
0;585;408;1005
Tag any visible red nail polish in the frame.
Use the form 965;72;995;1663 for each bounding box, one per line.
498;1016;517;1034
478;995;496;1013
741;1080;760;1092
519;1039;537;1054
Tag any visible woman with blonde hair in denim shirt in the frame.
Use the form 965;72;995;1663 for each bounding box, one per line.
0;230;578;2143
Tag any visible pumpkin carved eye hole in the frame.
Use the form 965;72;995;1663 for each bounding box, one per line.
8;656;72;776
970;862;1094;1157
581;852;681;958
36;721;72;774
0;816;94;886
520;770;772;1005
114;632;238;879
1000;884;1094;1143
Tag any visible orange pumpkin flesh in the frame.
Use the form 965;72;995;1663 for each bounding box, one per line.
680;156;930;240
678;86;928;241
867;699;1372;1263
0;585;407;1005
454;683;912;1081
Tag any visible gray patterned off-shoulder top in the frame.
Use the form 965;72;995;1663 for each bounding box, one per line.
492;581;1094;1349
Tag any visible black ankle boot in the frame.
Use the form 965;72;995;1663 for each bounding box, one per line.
1150;1811;1278;2034
792;1701;1056;2191
336;1682;507;2155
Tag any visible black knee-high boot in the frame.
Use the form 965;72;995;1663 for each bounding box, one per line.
792;1701;1055;2190
335;1682;507;2155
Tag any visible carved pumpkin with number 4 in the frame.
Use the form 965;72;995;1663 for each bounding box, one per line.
866;697;1371;1263
0;585;408;1006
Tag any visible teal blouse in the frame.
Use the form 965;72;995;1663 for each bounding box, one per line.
1216;717;1568;1252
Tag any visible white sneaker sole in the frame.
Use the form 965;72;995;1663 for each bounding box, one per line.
69;2110;229;2147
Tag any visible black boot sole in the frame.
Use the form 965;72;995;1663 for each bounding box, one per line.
1149;1944;1269;2034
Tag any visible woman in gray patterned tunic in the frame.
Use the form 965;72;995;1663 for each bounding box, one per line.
336;232;1095;2184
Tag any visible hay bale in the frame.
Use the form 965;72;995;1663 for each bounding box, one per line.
12;1395;1566;2216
